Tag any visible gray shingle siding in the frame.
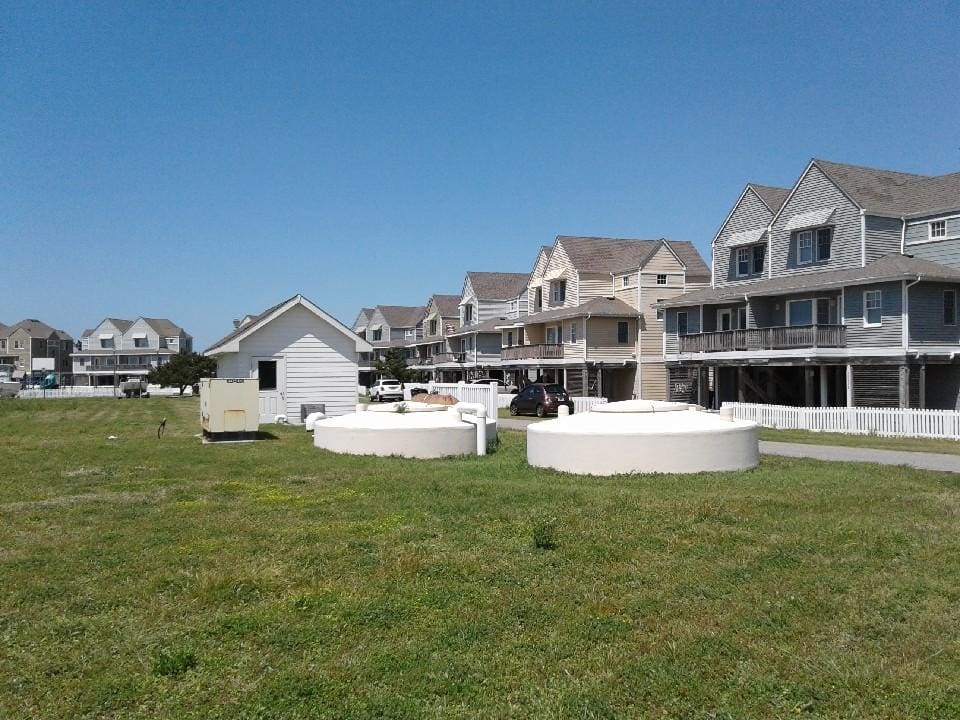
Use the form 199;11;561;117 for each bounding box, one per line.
905;216;960;248
908;282;960;345
714;188;773;288
908;237;960;268
772;164;862;277
843;281;902;348
864;215;902;262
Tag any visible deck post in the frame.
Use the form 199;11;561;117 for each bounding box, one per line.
819;365;829;407
919;363;926;409
804;366;814;406
899;365;910;408
736;366;745;403
845;364;854;407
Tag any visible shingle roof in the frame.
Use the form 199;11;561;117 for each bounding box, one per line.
51;329;73;341
556;236;710;280
80;328;94;339
10;319;57;337
448;316;513;335
107;318;134;333
141;318;184;337
466;272;530;300
814;159;960;217
432;294;461;317
205;296;293;352
660;254;960;307
375;305;426;328
748;184;791;212
0;323;8;338
516;297;639;325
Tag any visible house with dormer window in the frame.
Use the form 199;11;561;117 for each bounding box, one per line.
71;317;192;386
352;305;425;386
662;158;960;409
406;294;462;380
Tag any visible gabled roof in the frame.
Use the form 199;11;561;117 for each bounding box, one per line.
430;294;461;317
747;184;791;213
660;254;960;307
556;236;710;280
465;272;530;300
205;294;371;355
80;328;94;339
813;159;960;217
105;318;134;333
140;318;186;337
10;319;57;337
375;305;426;328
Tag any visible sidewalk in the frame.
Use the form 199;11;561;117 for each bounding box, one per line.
498;418;960;472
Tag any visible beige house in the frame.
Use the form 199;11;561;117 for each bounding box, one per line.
3;319;74;380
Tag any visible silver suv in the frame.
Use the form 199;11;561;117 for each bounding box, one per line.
369;378;403;402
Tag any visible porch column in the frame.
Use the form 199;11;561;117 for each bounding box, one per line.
819;366;829;407
736;366;745;403
581;365;588;397
804;366;814;406
919;364;926;409
899;365;910;408
698;367;708;407
846;364;854;407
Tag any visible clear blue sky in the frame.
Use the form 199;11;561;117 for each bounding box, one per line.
4;1;959;348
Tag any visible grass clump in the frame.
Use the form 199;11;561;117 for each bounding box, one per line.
531;516;559;550
152;648;197;678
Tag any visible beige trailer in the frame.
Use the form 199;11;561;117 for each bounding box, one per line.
200;378;259;439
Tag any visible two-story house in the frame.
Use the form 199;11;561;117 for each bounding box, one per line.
406;294;462;381
444;271;530;381
662;158;960;409
3;319;74;380
72;317;193;386
353;305;425;386
496;236;709;400
0;323;14;367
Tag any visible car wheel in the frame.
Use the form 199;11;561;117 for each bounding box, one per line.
509;404;519;416
536;404;545;418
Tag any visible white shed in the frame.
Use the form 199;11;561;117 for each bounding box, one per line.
204;294;372;424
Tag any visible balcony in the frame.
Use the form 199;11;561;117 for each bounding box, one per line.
678;325;846;353
433;352;465;364
501;344;564;361
83;363;154;371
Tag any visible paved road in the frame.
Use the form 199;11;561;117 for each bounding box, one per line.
498;417;960;472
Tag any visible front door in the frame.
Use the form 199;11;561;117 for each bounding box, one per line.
253;357;284;423
718;309;733;331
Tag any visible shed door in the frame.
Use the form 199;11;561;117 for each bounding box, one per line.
253;357;284;423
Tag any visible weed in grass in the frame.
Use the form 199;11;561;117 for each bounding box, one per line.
532;516;559;550
152;648;197;678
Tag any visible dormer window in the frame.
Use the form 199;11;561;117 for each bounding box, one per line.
797;228;832;265
931;220;947;239
736;248;750;277
551;280;566;304
372;329;382;341
464;305;473;324
429;319;437;336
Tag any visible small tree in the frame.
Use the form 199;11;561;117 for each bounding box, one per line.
374;348;413;387
147;351;218;395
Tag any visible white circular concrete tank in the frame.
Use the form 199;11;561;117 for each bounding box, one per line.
313;401;496;459
527;401;758;475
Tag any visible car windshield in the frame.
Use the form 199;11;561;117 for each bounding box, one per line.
544;384;564;394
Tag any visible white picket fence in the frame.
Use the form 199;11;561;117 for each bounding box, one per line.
424;382;499;420
725;402;960;440
15;385;193;400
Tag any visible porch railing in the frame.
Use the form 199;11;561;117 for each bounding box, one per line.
433;352;465;364
501;344;564;361
678;325;846;353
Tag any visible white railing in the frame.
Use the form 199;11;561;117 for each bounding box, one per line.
724;402;960;440
15;385;193;399
426;381;499;420
573;397;608;413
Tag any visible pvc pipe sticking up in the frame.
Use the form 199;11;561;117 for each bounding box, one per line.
449;402;488;455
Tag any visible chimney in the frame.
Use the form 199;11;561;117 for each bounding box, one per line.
232;319;241;329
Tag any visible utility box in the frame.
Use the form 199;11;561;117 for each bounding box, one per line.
200;378;259;440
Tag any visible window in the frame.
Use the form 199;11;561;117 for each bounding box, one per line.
551;281;566;304
257;360;277;391
738;307;747;329
931;220;947;239
506;331;514;347
816;298;838;325
656;299;664;321
677;312;688;336
797;231;814;264
621;275;630;288
134;337;148;348
736;248;750;277
429;319;437;336
464;305;473;323
99;337;114;349
797;228;832;264
372;329;382;341
569;322;577;343
752;244;765;274
546;326;557;344
656;274;668;285
945;290;957;325
534;287;543;310
787;300;813;327
14;340;24;349
864;290;882;327
617;321;629;344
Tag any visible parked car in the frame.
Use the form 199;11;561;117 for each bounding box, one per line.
470;377;518;393
509;383;574;417
369;378;403;402
409;386;429;397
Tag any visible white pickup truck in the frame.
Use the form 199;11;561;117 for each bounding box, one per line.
119;378;149;398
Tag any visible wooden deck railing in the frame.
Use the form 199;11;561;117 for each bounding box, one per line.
678;325;846;353
501;344;564;361
433;352;465;364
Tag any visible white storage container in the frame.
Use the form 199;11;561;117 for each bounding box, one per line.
200;378;259;435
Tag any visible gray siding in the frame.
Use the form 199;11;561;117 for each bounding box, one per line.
908;282;960;346
664;307;701;354
864;215;902;262
843;281;902;348
907;237;960;269
714;188;773;288
905;216;960;246
771;164;862;277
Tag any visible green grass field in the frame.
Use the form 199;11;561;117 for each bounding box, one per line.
1;398;959;719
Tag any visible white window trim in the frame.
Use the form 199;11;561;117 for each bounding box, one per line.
656;274;668;285
569;322;577;344
786;299;814;327
616;321;629;344
735;248;751;277
945;290;957;326
863;290;883;328
677;311;688;336
621;276;630;288
797;231;814;265
752;244;765;274
930;220;947;240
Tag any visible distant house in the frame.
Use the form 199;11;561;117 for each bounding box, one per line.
0;323;13;367
205;294;372;423
3;319;73;380
71;317;193;386
352;305;425;387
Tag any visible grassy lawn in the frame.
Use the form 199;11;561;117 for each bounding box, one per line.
760;427;960;456
2;399;959;719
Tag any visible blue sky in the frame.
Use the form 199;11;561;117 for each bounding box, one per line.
4;1;959;347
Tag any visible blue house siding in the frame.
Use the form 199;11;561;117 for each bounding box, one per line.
905;216;960;246
843;281;902;348
909;282;960;346
771;164;862;277
714;188;774;289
